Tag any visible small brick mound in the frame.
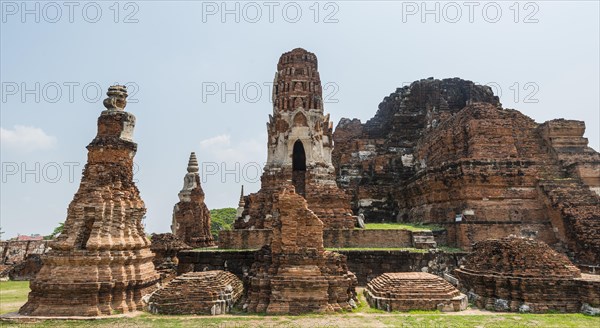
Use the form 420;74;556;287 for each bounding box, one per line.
459;236;581;278
455;236;600;313
148;270;243;315
365;272;467;312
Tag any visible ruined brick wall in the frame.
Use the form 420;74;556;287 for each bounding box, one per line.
0;241;50;281
178;249;466;286
218;229;414;249
0;240;49;265
218;229;271;249
335;83;599;264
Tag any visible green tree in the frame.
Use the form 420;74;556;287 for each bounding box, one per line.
45;222;65;240
210;208;237;241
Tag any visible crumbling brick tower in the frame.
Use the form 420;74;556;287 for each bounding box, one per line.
235;48;354;230
171;152;215;248
19;85;159;316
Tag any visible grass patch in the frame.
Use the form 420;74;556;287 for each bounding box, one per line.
0;280;30;314
2;281;599;327
362;222;444;232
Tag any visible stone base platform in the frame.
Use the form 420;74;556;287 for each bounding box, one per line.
364;272;467;312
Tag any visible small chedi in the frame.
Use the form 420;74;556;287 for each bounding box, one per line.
171;152;215;248
19;85;159;316
243;187;357;314
365;272;467;312
148;270;243;315
454;236;600;313
150;233;191;283
234;48;355;231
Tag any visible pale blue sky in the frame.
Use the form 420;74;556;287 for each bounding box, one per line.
1;1;599;238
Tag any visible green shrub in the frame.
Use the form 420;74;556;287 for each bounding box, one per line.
210;208;237;241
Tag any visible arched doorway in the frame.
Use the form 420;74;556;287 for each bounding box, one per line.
292;140;306;197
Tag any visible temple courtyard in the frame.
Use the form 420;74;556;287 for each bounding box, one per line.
1;281;599;328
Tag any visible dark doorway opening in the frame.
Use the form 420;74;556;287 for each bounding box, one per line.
292;140;306;197
76;207;95;249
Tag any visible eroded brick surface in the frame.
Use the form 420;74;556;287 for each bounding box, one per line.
148;270;243;315
150;233;191;283
171;152;215;248
243;188;357;314
19;86;160;317
334;90;600;265
365;272;467;312
234;48;354;231
454;236;600;312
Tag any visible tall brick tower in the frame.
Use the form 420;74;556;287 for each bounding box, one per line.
234;48;355;230
19;85;159;316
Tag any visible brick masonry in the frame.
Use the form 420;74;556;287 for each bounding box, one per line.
218;229;414;249
178;249;466;286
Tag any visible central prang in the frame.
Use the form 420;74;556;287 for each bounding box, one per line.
234;48;355;230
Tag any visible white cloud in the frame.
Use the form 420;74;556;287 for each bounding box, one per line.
199;134;231;149
1;125;57;152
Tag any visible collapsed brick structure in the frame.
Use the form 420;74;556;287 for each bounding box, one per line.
0;240;49;281
454;236;600;313
333;78;501;222
148;270;243;315
365;272;467;312
243;188;357;314
234;48;354;230
333;78;600;265
150;233;191;283
171;152;215;248
19;85;159;316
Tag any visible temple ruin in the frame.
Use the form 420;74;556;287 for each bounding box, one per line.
455;236;599;313
150;233;191;283
148;270;243;315
365;272;467;312
171;152;215;248
19;86;160;316
334;79;600;267
5;48;600;319
234;48;355;231
243;187;357;314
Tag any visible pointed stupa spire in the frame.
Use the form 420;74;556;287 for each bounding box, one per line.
187;152;199;173
238;185;245;207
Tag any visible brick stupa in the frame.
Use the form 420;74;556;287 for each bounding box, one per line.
454;236;600;313
234;48;355;230
19;85;160;316
171;152;215;248
365;272;467;312
243;187;357;314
